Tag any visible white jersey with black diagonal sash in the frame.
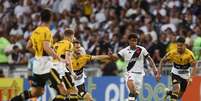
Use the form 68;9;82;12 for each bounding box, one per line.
118;45;149;76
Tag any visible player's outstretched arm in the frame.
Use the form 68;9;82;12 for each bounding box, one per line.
65;51;76;76
43;41;60;60
147;55;158;73
146;55;160;81
188;61;197;84
191;61;197;77
91;55;111;61
158;53;171;81
26;40;35;54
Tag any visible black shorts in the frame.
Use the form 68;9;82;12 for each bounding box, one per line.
171;73;188;92
77;83;87;97
77;83;86;93
31;73;50;87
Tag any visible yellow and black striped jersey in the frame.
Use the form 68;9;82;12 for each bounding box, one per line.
72;54;92;71
53;39;73;59
166;49;195;69
30;26;53;57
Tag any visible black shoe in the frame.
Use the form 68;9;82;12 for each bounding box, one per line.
10;95;23;101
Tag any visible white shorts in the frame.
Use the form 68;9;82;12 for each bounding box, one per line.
171;67;190;79
32;56;52;74
50;61;69;78
124;72;144;92
74;73;86;86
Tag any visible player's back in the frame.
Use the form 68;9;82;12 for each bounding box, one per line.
30;26;53;58
53;39;73;59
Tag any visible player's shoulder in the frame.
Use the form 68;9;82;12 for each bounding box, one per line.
136;45;146;50
120;46;130;51
185;48;194;55
166;49;177;56
62;39;72;44
37;26;48;31
169;49;177;53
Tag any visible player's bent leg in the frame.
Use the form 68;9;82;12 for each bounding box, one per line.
11;73;48;101
170;83;180;100
127;80;139;101
83;92;93;101
50;68;68;95
77;83;93;101
178;78;188;98
11;87;44;101
62;72;78;95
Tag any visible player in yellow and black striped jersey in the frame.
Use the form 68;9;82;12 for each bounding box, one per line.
11;8;61;101
71;40;112;101
159;37;197;101
50;28;83;101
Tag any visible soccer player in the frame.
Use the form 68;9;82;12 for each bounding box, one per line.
11;8;63;101
109;34;159;101
51;28;80;101
72;40;112;101
158;37;197;100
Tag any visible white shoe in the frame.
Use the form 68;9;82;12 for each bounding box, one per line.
128;97;136;101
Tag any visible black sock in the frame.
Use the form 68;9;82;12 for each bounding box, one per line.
53;95;65;101
66;94;81;101
11;90;32;101
22;90;32;99
10;95;23;101
129;93;135;97
170;92;179;100
128;93;137;101
167;90;172;96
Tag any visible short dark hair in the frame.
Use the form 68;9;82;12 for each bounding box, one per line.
176;36;185;43
128;33;138;40
64;28;74;36
73;39;81;44
40;8;52;22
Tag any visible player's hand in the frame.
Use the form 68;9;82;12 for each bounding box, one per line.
188;77;192;85
107;48;113;56
155;71;161;82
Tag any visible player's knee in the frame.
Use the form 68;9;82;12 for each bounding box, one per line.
83;93;93;101
57;84;67;95
171;85;180;100
172;84;180;93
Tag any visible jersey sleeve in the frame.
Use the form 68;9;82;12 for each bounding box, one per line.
118;49;125;59
141;47;149;58
165;51;173;62
189;51;196;63
84;54;92;62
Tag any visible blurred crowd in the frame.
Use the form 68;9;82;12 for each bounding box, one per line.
0;0;201;75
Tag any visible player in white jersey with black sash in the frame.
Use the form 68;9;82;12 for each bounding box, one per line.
110;34;160;101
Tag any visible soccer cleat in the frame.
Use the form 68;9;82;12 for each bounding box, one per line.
128;97;136;101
